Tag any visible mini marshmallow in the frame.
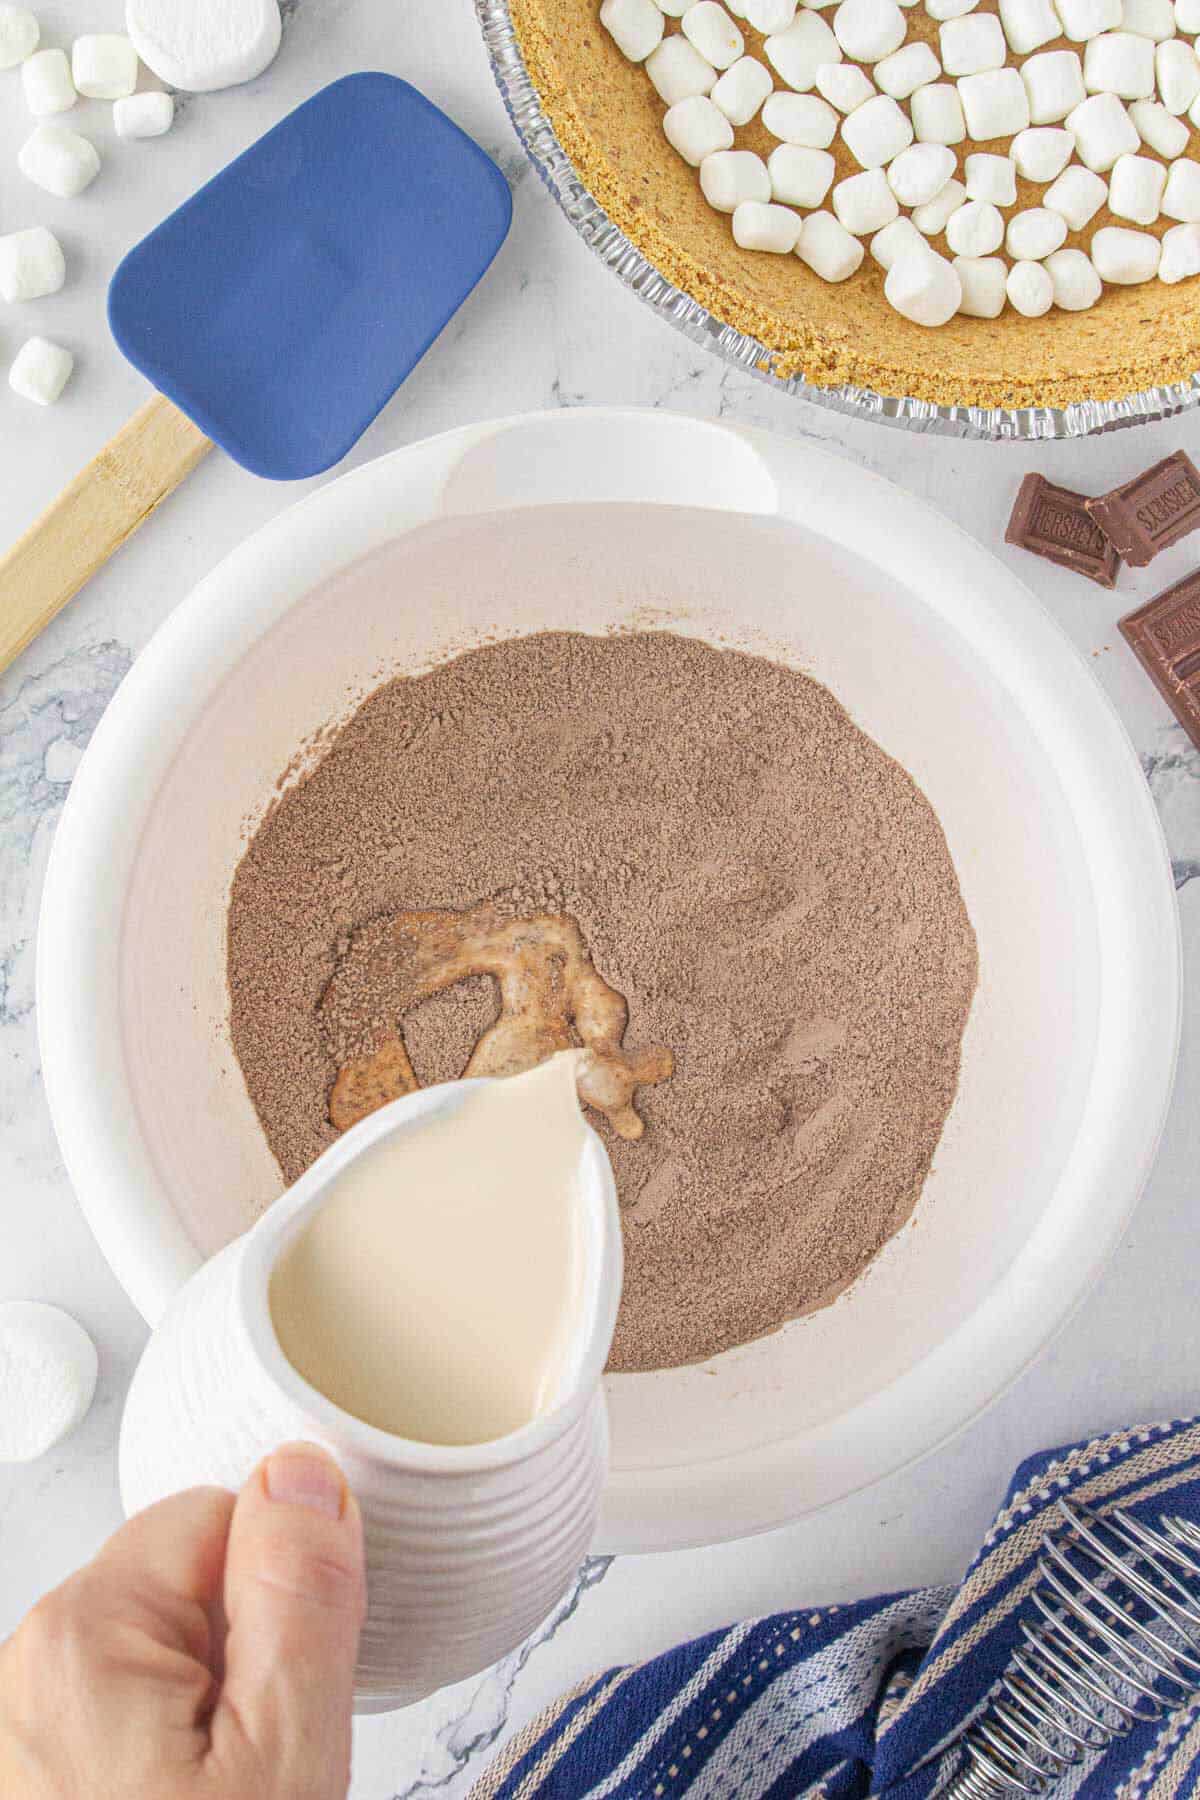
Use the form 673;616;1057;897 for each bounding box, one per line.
18;124;100;198
926;0;978;19
699;146;772;207
762;90;839;141
998;0;1060;53
964;151;1017;203
1043;160;1109;224
746;0;798;26
682;1;745;67
0;5;38;68
1120;0;1174;37
832;164;901;229
711;54;775;122
945;196;1004;251
1005;204;1068;255
1083;31;1155;98
113;89;175;138
1091;222;1162;278
912;174;967;229
9;335;73;405
658;0;696;14
1158;219;1200;279
1007;257;1055;312
72;32;138;98
1052;0;1121;38
912;81;967;141
815;61;875;109
601;0;665;58
1129;99;1190;156
769;140;838;199
797;207;865;275
885;245;962;321
1045;244;1103;305
939;13;1006;74
1163;155;1200;219
1010;126;1074;179
0;1303;97;1462
1066;90;1140;167
732;197;805;247
871;212;928;263
953;252;1007;313
875;41;941;97
22;46;75;114
888;140;957;202
1108;150;1167;220
1155;40;1200;113
1178;0;1200;27
958;67;1031;137
1021;49;1086;121
842;92;914;166
833;0;906;60
664;93;736;161
766;11;842;88
646;33;717;99
0;225;65;303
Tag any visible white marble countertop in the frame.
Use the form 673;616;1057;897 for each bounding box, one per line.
1;2;1197;1795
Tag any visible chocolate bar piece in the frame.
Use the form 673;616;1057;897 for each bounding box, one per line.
1119;569;1200;751
1086;452;1200;567
1005;474;1121;588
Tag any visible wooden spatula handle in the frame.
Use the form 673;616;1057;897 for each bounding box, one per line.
0;393;211;675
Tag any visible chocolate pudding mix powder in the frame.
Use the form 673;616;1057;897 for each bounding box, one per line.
227;631;977;1370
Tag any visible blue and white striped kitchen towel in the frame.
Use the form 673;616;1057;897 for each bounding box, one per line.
474;1417;1200;1800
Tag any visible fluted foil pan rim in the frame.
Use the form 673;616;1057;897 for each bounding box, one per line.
476;0;1200;443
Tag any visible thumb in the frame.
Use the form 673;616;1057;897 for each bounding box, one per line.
210;1443;366;1800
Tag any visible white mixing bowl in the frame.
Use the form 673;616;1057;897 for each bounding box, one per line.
37;409;1180;1553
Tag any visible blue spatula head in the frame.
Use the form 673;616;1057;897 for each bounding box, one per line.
108;73;513;480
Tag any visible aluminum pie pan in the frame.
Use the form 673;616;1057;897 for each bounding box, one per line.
477;0;1200;442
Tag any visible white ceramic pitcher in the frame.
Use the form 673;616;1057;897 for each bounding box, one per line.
118;1079;622;1709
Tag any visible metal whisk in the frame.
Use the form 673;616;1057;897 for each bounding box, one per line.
947;1501;1200;1797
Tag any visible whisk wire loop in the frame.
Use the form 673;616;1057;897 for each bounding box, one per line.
1162;1517;1200;1565
1038;1539;1193;1689
1040;1537;1199;1697
970;1720;1048;1786
1066;1510;1200;1650
1108;1511;1200;1629
1029;1581;1173;1719
1028;1583;1164;1721
1007;1640;1111;1747
997;1674;1085;1765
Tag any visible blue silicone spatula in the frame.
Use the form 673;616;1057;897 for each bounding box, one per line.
0;73;512;671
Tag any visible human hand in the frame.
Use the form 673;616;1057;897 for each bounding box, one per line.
0;1443;366;1800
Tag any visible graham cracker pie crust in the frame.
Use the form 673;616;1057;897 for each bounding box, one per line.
511;0;1200;410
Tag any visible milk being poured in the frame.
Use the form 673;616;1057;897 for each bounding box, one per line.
268;1053;591;1446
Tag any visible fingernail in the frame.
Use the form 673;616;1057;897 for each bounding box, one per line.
264;1445;346;1519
